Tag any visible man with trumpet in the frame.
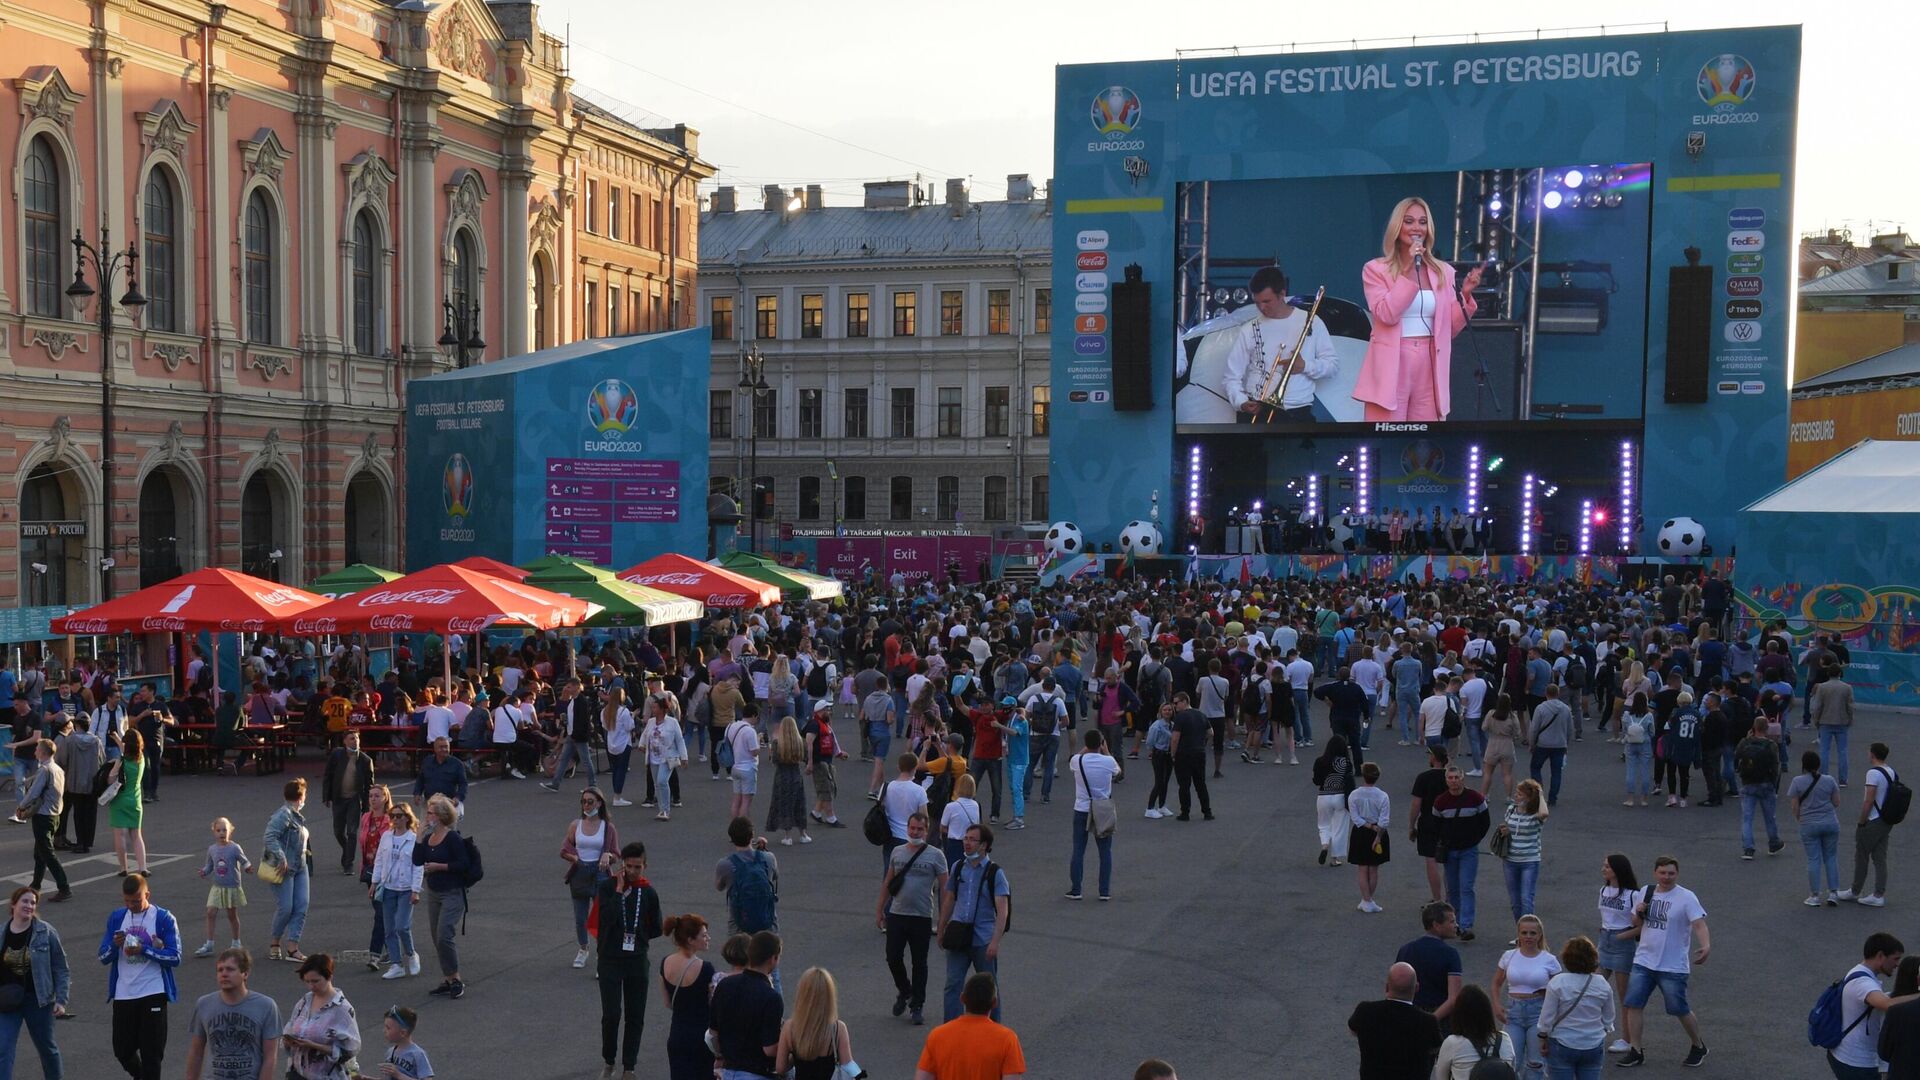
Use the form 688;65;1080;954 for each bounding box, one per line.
1223;265;1340;423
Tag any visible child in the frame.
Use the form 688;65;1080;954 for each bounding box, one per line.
377;1005;434;1078
196;816;253;955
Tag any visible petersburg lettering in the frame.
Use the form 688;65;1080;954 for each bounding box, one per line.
1187;50;1641;98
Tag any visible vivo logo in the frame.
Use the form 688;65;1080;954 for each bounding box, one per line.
1074;335;1107;355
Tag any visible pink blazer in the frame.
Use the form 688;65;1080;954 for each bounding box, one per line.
1355;258;1478;418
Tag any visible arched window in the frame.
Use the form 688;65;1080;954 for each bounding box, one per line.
139;469;188;587
20;463;75;604
24;136;63;317
240;473;285;581
351;210;378;355
451;228;477;311
244;190;275;344
532;256;549;351
143;170;179;332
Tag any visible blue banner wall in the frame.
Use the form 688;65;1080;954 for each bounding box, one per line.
1052;28;1800;551
405;331;710;570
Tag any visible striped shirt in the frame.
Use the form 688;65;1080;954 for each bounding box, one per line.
1503;803;1544;863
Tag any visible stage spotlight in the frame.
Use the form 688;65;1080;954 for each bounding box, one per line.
1586;192;1607;208
1592;506;1609;526
1563;168;1585;188
1585;169;1603;187
1542;190;1563;210
1603;192;1623;208
1230;288;1250;305
1486;456;1504;473
1211;288;1230;305
1606;170;1625;185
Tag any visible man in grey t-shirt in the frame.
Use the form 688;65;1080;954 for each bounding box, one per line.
876;811;950;1023
185;948;281;1080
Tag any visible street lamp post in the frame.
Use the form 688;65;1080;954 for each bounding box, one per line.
439;296;485;369
737;345;769;553
66;223;147;602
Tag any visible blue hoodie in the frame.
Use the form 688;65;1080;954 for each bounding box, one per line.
97;903;180;1002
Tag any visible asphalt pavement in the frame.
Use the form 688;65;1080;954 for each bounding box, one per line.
6;706;1914;1079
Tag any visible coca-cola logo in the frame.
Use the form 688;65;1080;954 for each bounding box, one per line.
447;616;493;633
141;616;188;632
251;589;307;608
628;572;704;586
369;614;415;631
218;619;266;633
61;619;109;634
292;618;339;634
359;588;463;607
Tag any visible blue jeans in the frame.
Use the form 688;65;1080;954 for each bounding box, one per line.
1818;725;1850;785
1443;845;1479;930
1466;717;1486;767
0;1000;61;1080
1293;688;1313;742
892;691;910;738
1829;1052;1881;1080
271;867;309;943
369;893;385;954
1802;819;1842;894
1504;859;1540;923
1529;747;1566;805
683;718;706;758
1546;1038;1603;1080
1624;741;1653;797
1007;752;1028;819
1506;993;1545;1079
1070;810;1113;897
380;885;417;961
1395;693;1421;742
1360;695;1376;749
1741;783;1781;851
609;748;632;795
943;944;999;1021
1026;735;1059;801
868;723;892;765
555;738;597;789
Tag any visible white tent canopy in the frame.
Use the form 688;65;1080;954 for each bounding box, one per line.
1743;440;1920;515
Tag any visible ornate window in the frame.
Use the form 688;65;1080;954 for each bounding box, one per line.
351;210;378;354
243;190;276;343
143;171;179;332
24;137;64;317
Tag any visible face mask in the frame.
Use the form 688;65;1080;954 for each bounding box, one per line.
584;806;600;818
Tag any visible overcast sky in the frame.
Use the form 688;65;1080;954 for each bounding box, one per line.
539;2;1914;239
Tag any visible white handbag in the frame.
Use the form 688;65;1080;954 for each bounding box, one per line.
97;780;122;806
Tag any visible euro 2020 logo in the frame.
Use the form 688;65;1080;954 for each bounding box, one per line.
1697;54;1755;109
1091;86;1140;137
1399;441;1446;480
443;453;473;522
587;378;641;437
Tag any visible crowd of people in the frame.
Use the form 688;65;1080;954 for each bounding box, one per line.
0;563;1895;1078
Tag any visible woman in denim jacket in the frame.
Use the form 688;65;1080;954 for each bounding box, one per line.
0;885;70;1078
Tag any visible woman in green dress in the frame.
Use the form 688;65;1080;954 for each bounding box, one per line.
108;728;150;875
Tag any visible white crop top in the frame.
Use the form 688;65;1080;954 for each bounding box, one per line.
1499;947;1563;996
1403;289;1436;338
574;819;607;867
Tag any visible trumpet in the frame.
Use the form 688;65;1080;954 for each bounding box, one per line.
1252;286;1326;423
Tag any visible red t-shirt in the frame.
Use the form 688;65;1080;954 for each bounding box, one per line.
970;707;1005;760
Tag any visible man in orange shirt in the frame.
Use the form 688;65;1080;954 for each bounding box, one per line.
915;972;1025;1080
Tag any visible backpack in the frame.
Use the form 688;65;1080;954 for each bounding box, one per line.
1874;766;1912;826
458;707;489;750
1562;655;1588;689
458;834;484;888
806;661;830;698
1240;677;1267;717
1029;695;1059;737
1734;739;1774;785
927;763;958;821
727;850;778;932
1808;969;1876;1049
1442;703;1462;740
863;796;891;846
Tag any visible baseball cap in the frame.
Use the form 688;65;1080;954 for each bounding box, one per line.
811;699;831;714
999;695;1018;707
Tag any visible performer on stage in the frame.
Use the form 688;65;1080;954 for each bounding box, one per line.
1222;266;1340;422
1354;197;1484;421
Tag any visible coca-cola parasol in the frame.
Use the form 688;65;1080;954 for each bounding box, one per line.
50;567;327;635
293;564;597;636
615;553;782;609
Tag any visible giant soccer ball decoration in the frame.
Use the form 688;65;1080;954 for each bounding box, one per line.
1656;517;1705;557
1044;521;1084;559
1326;516;1356;554
1117;520;1163;556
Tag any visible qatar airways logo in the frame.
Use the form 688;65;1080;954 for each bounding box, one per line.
358;588;463;607
628;572;703;587
292;618;339;635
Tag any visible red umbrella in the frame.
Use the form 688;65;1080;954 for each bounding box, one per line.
294;564;594;636
51;567;326;635
449;555;528;582
616;554;781;609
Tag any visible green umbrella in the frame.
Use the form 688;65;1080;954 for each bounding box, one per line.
519;554;606;575
715;551;843;600
304;563;403;599
521;562;704;627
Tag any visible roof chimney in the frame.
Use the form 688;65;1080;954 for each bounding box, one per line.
862;180;911;209
762;184;785;211
1006;174;1034;202
805;184;823;211
711;186;736;214
946;178;969;218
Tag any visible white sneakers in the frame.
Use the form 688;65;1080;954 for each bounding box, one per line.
573;949;589;969
1608;1040;1634;1053
1356;900;1383;913
1146;807;1175;819
611;797;633;807
383;964;408;980
1465;769;1483;777
1859;894;1888;907
194;941;215;957
1144;808;1160;819
408;953;421;975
